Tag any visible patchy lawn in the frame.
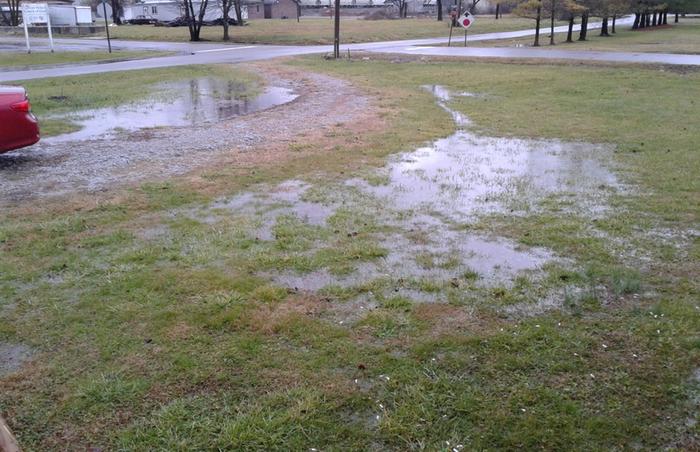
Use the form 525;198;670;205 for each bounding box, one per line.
0;51;172;69
0;56;698;450
472;19;700;53
95;16;548;44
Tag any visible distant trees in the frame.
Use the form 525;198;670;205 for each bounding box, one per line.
510;0;698;46
0;0;21;26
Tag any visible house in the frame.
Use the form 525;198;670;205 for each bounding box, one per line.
121;0;248;23
245;0;299;19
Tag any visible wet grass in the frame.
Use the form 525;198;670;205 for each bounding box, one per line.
96;16;543;44
0;50;172;69
1;56;699;449
9;64;261;137
473;19;700;54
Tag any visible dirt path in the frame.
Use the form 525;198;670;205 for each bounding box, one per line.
0;63;374;206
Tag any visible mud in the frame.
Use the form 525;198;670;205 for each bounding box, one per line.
0;66;372;204
0;342;32;377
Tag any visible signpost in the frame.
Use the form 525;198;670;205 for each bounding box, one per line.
102;0;112;53
333;0;340;58
458;11;474;46
21;3;54;54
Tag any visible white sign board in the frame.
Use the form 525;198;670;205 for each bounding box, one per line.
22;3;49;25
458;12;475;29
21;3;54;53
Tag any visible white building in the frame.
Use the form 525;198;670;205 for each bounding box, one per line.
122;0;248;22
48;5;93;25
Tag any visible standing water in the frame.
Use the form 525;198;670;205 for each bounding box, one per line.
45;77;297;142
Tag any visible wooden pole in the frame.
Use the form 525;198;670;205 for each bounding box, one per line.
333;0;340;58
448;21;453;46
464;28;467;46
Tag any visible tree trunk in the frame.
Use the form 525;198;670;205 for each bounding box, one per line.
645;12;651;27
222;0;231;40
533;3;541;46
662;11;667;25
495;2;499;19
549;0;555;45
600;16;609;36
566;16;574;42
110;0;122;25
612;14;616;33
437;0;443;20
2;0;21;26
652;11;657;26
632;12;640;29
296;2;300;22
234;0;243;25
578;12;588;41
674;12;678;23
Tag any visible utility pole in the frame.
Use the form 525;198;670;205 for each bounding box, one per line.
333;0;340;58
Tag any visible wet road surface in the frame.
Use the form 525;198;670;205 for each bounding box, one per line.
2;16;700;82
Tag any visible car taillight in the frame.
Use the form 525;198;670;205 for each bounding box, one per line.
10;99;31;113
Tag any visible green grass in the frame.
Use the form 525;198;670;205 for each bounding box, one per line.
1;56;699;449
96;15;546;44
0;50;172;69
10;64;261;136
474;19;700;53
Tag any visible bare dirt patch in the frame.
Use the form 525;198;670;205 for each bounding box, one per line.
0;63;378;206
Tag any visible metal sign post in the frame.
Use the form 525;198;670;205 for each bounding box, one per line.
102;1;112;53
46;7;54;53
22;15;31;53
457;11;474;47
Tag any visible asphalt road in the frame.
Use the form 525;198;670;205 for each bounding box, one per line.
1;16;699;82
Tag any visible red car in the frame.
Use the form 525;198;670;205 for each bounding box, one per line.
0;86;40;154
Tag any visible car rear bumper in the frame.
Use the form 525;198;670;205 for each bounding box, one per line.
0;114;40;154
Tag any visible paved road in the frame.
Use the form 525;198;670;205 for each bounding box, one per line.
1;16;699;82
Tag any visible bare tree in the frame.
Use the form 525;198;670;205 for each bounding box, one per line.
513;0;543;46
0;0;22;26
219;0;244;40
183;0;209;41
110;0;123;24
389;0;409;17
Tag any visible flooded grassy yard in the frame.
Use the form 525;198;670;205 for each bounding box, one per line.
0;58;698;450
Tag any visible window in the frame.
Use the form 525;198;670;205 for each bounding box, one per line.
151;6;158;13
256;5;260;12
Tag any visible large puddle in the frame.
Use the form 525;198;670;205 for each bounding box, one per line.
46;78;297;143
175;85;619;311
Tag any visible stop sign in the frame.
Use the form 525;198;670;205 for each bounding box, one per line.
458;12;475;29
